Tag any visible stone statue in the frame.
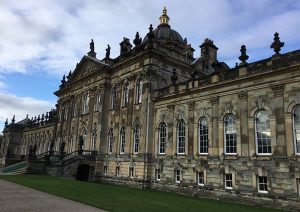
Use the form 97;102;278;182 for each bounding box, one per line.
78;135;84;155
106;44;111;58
90;39;95;52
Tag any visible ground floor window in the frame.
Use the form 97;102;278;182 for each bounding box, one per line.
197;172;204;186
104;166;108;176
156;169;161;181
297;178;300;197
175;170;181;183
258;176;268;193
129;167;134;178
225;174;232;189
116;167;120;177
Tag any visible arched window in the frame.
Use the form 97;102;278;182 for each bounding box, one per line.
177;120;185;154
293;105;300;154
108;128;114;154
199;117;208;154
123;84;129;107
136;79;142;104
158;123;167;154
133;125;140;153
111;87;117;110
224;114;237;154
255;110;271;154
120;126;126;154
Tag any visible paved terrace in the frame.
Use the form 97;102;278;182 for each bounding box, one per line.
0;179;105;212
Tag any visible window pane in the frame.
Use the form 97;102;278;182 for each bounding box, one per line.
134;125;139;153
199;117;208;154
177;121;185;154
120;127;126;153
294;106;300;154
224;114;237;154
159;123;166;154
256;110;271;154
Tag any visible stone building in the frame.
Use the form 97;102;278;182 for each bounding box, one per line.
1;8;300;209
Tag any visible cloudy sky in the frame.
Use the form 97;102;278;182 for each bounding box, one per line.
0;0;300;131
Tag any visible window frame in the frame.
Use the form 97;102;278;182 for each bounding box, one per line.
225;173;233;190
293;105;300;155
123;83;129;107
82;92;89;114
158;123;167;155
197;171;205;186
104;165;108;176
111;87;117;110
177;120;186;154
133;125;140;154
199;117;209;155
156;168;161;181
120;126;126;154
224;114;237;155
255;110;272;155
94;92;101;112
116;167;120;177
129;167;134;178
175;170;181;183
135;79;142;104
108;128;114;154
257;176;268;194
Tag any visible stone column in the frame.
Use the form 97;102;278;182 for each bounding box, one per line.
238;91;249;156
188;101;195;156
271;85;286;157
210;96;219;156
167;105;175;155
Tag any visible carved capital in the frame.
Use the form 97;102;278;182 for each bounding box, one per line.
271;84;284;97
237;91;248;100
210;96;219;106
188;101;195;110
167;105;175;110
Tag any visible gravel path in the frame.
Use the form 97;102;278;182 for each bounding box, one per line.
0;179;106;212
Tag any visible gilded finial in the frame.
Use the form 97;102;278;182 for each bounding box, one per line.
159;6;170;25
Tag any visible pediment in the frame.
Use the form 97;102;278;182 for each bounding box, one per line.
68;56;110;83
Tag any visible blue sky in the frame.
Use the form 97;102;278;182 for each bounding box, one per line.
1;0;300;132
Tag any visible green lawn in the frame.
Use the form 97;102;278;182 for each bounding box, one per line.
0;174;278;212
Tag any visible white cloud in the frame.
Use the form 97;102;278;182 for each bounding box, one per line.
0;0;300;74
0;92;55;125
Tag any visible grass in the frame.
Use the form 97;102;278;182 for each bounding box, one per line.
0;174;278;212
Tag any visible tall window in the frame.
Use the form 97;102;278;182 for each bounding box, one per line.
136;79;142;104
123;84;129;107
94;93;101;111
197;172;204;186
116;167;120;177
224;114;237;154
133;125;140;154
158;123;167;154
175;170;181;183
297;178;300;197
129;167;134;178
108;128;113;154
258;176;268;193
293;105;300;154
255;110;271;154
64;107;68;121
120;126;126;154
199;117;209;154
81;128;87;150
111;87;117;110
225;174;233;189
73;101;78;117
177;120;185;154
156;169;161;181
82;93;89;114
